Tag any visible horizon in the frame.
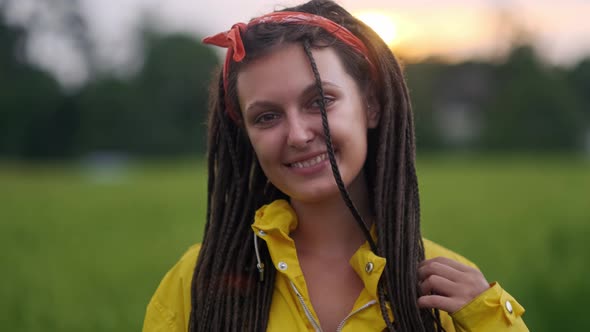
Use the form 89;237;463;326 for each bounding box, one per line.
2;0;590;88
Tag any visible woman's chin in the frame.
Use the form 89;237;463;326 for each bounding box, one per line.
286;186;343;204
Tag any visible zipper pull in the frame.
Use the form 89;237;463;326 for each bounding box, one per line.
256;262;265;282
253;232;265;282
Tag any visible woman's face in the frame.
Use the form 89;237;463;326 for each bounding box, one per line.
237;43;379;203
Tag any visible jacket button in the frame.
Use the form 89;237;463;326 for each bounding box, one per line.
365;262;374;274
505;300;513;314
278;261;288;271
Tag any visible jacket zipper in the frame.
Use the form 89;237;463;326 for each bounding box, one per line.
335;300;377;331
289;281;378;332
289;281;323;332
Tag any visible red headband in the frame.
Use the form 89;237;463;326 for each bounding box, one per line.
203;11;375;122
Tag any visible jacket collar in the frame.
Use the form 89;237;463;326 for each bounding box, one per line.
251;199;387;301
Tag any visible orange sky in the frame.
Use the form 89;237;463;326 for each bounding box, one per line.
349;3;590;64
4;0;590;88
193;0;590;66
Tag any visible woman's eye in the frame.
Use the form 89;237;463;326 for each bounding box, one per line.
254;113;280;126
310;97;335;109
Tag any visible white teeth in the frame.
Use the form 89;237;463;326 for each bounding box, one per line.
291;153;328;169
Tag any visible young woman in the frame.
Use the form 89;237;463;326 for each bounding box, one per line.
143;1;529;331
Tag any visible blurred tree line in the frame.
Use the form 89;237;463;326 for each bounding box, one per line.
0;15;218;160
406;47;590;152
1;14;589;160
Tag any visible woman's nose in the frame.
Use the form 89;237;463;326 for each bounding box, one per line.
286;114;315;149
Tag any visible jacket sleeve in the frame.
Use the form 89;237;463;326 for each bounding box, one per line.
143;293;184;332
142;244;201;332
450;282;529;332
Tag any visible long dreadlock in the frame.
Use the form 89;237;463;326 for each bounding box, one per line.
190;0;444;331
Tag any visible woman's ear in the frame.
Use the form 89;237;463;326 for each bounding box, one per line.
366;94;381;129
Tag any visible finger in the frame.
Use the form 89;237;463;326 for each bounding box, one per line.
419;274;457;297
418;260;464;283
422;258;489;293
421;256;476;273
417;294;462;313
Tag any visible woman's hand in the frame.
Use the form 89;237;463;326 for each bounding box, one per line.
417;257;490;314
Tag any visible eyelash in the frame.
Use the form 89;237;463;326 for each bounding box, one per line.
309;96;335;109
253;112;280;126
251;96;336;127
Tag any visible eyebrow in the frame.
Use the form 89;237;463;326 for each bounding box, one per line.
244;80;341;114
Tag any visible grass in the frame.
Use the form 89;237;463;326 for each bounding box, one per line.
418;154;590;331
0;160;207;331
0;155;588;331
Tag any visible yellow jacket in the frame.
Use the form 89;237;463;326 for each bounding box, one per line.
143;200;528;331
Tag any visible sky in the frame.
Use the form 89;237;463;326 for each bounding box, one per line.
3;0;590;88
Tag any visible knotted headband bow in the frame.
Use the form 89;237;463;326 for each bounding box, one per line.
203;11;376;122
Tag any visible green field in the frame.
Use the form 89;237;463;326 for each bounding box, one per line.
1;156;588;331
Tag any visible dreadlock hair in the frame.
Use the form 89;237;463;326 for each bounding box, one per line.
190;0;445;331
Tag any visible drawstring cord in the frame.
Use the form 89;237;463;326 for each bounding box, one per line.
253;232;265;282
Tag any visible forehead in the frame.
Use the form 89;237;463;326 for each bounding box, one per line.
236;43;357;109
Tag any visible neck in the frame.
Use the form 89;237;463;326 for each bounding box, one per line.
289;173;373;259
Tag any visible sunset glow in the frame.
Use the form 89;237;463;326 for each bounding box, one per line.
354;7;502;63
355;11;398;46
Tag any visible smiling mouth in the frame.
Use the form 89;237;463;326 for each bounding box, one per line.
289;153;329;169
